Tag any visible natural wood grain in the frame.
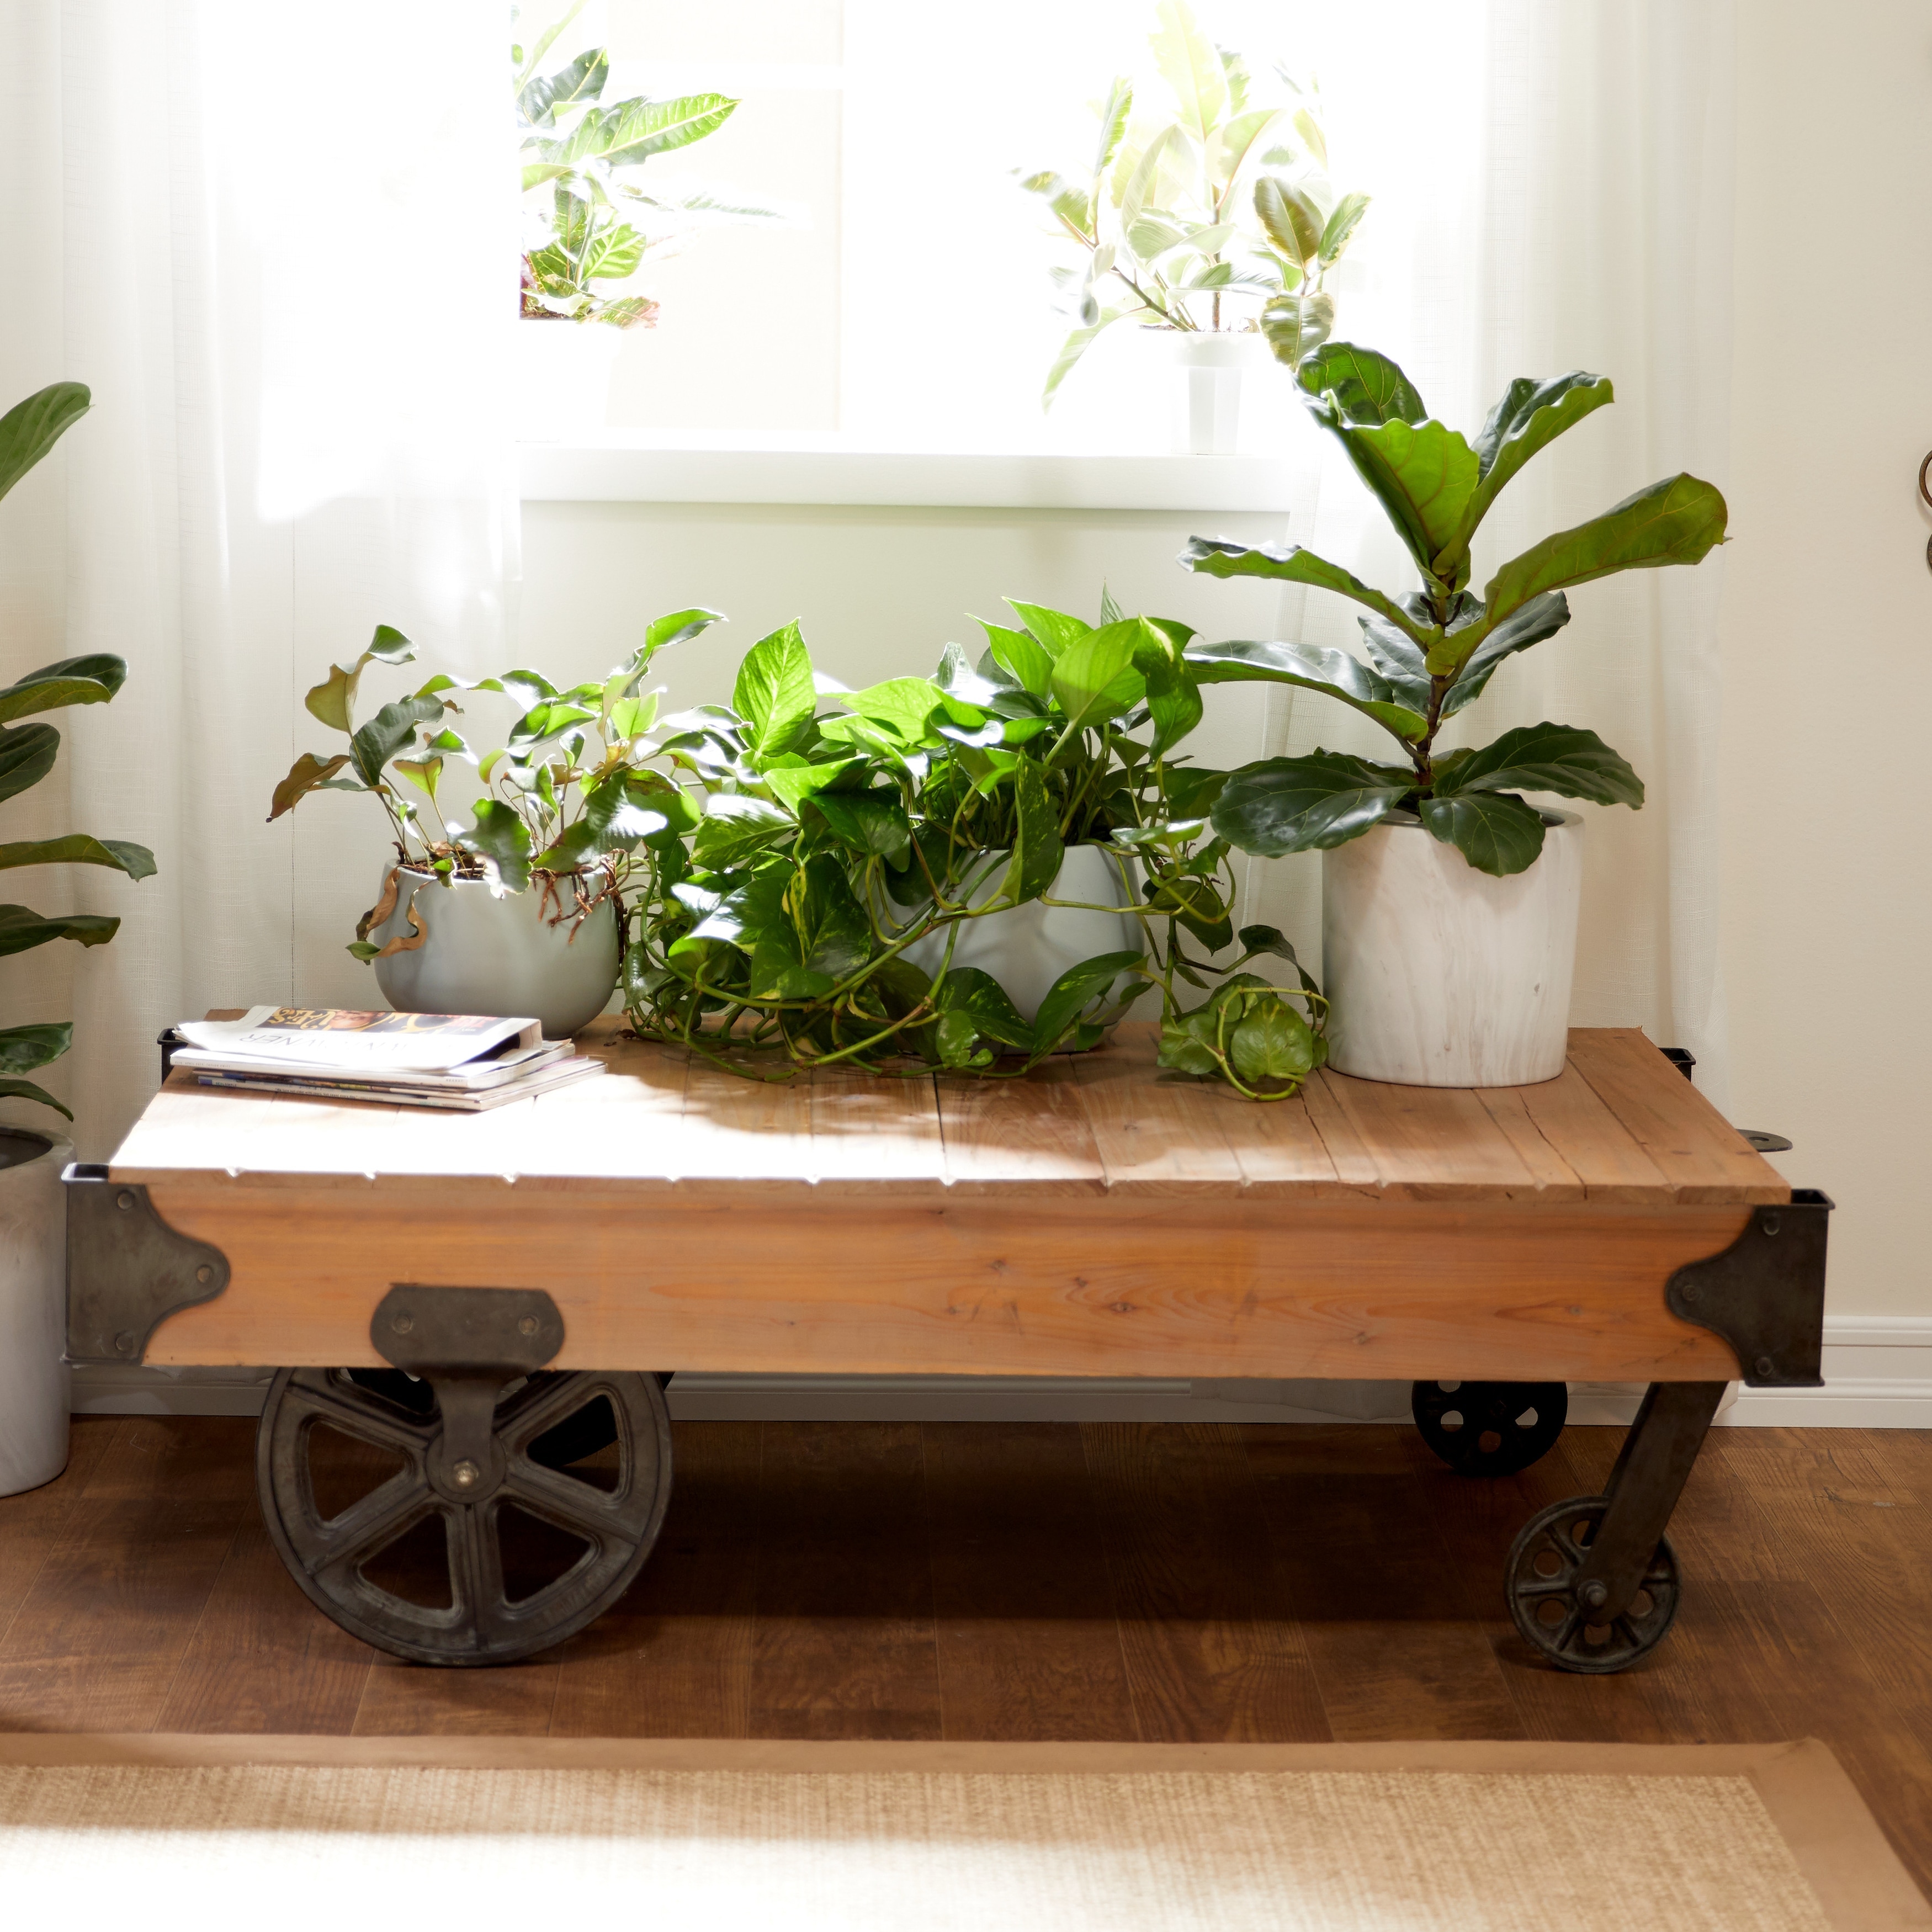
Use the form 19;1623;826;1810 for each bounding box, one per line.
935;1057;1106;1195
134;1187;1750;1382
923;1421;1137;1740
1567;1029;1787;1203
1081;1422;1325;1742
1322;1075;1544;1201
808;1065;947;1191
1071;1026;1246;1193
1496;1064;1675;1204
546;1421;761;1737
0;1419;115;1644
747;1423;942;1741
1474;1088;1587;1199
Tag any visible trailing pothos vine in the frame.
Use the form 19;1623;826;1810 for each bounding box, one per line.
619;597;1328;1100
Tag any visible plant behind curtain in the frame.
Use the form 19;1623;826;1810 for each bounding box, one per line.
0;0;518;1155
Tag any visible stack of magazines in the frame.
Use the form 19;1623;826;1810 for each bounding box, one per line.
168;1007;604;1111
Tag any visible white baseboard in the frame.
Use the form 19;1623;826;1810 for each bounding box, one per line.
68;1316;1932;1429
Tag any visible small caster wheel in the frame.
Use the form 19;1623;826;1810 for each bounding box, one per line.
259;1365;672;1665
1505;1494;1681;1674
1412;1379;1567;1475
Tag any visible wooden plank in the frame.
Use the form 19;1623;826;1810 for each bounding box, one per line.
935;1057;1106;1196
808;1065;947;1192
1486;1064;1674;1204
1567;1028;1788;1204
133;1183;1752;1383
1322;1074;1544;1201
676;1054;813;1187
1071;1027;1245;1193
1209;1087;1355;1199
1474;1089;1587;1199
1297;1073;1386;1192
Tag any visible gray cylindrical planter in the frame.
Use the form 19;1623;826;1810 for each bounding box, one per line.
0;1127;72;1496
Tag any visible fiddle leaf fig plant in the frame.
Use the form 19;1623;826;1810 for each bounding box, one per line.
515;5;781;327
1020;0;1369;404
268;608;720;960
624;598;1326;1099
1180;342;1727;876
0;383;157;1118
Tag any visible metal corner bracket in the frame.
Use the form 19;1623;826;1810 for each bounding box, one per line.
64;1163;232;1366
1665;1188;1833;1387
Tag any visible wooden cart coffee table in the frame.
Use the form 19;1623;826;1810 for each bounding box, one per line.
66;1021;1828;1676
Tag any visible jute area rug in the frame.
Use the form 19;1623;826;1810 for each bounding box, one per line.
0;1736;1922;1931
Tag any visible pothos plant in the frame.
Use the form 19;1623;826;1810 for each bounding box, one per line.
516;6;779;328
0;383;156;1118
267;611;717;962
1020;0;1369;405
1180;342;1728;875
622;599;1327;1100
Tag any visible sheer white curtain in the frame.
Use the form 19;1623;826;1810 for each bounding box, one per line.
0;0;517;1156
1233;0;1738;1102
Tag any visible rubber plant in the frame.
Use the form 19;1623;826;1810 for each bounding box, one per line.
267;610;718;962
516;5;779;328
0;384;157;1117
1181;342;1728;875
622;598;1326;1100
1020;0;1369;405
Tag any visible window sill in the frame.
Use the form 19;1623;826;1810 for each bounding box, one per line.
516;440;1299;513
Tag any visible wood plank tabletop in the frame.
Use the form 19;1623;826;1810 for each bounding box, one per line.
109;1020;1788;1206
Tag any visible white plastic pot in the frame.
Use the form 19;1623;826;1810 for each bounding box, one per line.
0;1127;73;1496
1161;331;1272;455
1321;811;1584;1087
512;320;624;440
370;868;621;1040
898;844;1139;1025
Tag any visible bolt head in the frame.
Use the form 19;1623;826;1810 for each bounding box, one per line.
518;1314;539;1337
1763;1215;1781;1238
1756;1355;1776;1379
451;1459;480;1489
114;1330;137;1355
195;1265;213;1286
115;1191;135;1211
1579;1580;1609;1611
391;1313;414;1335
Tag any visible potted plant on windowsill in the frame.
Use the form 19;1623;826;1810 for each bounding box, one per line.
0;382;156;1496
513;10;781;436
1019;0;1368;452
268;610;716;1038
1180;341;1727;1086
623;597;1326;1101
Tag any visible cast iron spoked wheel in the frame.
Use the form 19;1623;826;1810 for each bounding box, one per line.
257;1366;672;1666
1411;1379;1568;1477
1505;1494;1681;1675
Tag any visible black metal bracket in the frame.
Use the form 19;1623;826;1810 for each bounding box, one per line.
1666;1188;1832;1387
64;1163;232;1366
370;1285;567;1504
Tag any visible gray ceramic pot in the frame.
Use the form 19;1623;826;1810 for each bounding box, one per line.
0;1127;73;1496
370;868;621;1039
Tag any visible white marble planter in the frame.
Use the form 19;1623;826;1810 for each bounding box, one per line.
1321;812;1584;1087
898;844;1139;1025
370;868;620;1039
0;1127;73;1496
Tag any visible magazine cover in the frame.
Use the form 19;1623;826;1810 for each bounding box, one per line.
173;1007;544;1074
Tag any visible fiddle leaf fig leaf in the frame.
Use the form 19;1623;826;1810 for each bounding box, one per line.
1440;591;1571;717
0;1076;70;1118
1356;617;1432;712
0;835;155;879
1336;416;1484;576
0;724;59;806
1185;638;1428;741
268;752;351;820
0;1021;71;1073
1418;790;1547;877
1475;473;1728;647
1436;721;1643;807
0;381;89;505
1296;341;1427;426
0;655;125;721
1210;750;1413;856
1180;537;1425;640
0;905;119;956
1465;371;1613;519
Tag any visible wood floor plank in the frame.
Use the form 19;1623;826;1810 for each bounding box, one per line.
351;1660;561;1736
0;1418;116;1647
923;1421;1137;1741
747;1422;942;1740
549;1422;761;1737
1243;1425;1525;1742
1081;1422;1326;1743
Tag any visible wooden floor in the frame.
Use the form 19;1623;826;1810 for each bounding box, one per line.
3;1416;1929;1890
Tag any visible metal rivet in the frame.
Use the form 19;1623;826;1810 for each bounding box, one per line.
1756;1355;1776;1378
1681;1285;1699;1304
518;1315;539;1337
115;1191;136;1211
195;1265;213;1285
391;1313;415;1335
451;1459;479;1488
115;1331;137;1354
1762;1214;1781;1238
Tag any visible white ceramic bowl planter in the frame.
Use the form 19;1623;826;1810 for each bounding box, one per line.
0;1127;74;1496
1321;811;1584;1087
900;844;1138;1026
370;869;621;1040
